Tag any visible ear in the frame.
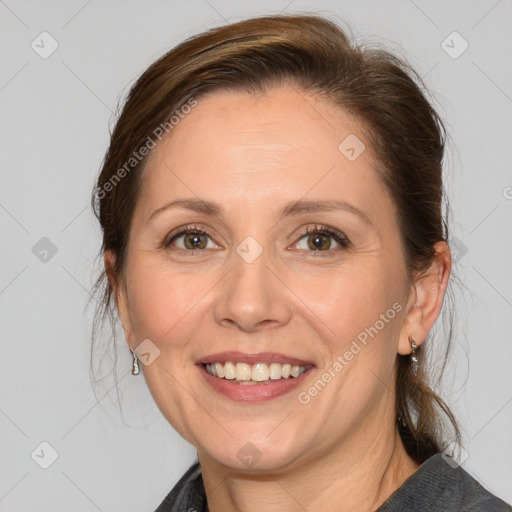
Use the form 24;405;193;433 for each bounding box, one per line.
104;250;136;347
397;241;452;355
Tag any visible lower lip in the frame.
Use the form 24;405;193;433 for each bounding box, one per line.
197;364;313;402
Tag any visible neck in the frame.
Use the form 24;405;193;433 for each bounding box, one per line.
200;422;420;512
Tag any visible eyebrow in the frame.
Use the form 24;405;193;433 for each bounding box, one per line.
148;198;372;226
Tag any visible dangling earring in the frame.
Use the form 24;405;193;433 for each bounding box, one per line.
131;348;140;376
409;336;419;374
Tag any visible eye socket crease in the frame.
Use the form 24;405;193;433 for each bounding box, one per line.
148;197;373;229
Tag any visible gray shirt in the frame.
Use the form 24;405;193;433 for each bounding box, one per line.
154;454;512;511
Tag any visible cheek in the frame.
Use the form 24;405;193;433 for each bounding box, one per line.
300;261;401;335
124;257;217;344
300;261;405;388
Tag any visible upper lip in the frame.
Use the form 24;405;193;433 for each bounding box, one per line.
196;351;315;367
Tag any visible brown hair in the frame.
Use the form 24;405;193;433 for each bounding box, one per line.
91;14;460;462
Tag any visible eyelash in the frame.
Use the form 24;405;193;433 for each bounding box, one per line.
163;223;350;255
298;225;350;253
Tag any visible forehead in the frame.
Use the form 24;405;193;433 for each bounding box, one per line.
136;86;393;223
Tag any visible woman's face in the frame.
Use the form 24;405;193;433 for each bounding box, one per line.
114;85;416;471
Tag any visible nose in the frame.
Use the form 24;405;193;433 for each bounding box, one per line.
213;245;293;333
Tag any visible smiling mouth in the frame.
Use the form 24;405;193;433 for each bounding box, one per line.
202;361;312;385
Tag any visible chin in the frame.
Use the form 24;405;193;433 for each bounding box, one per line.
199;432;307;473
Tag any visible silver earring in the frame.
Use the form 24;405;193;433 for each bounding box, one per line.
409;336;419;374
131;349;140;376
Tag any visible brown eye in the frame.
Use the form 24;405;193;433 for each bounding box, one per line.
165;226;217;251
307;233;332;251
295;225;349;253
183;232;208;249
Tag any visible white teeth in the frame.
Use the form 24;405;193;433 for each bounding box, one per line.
224;361;236;380
290;365;300;378
269;362;282;380
235;363;252;381
214;362;225;378
204;361;309;382
251;363;269;382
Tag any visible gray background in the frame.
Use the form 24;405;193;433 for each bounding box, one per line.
1;0;511;510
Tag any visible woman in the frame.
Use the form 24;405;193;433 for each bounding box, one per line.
91;14;511;512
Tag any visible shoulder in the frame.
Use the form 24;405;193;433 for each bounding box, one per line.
154;460;206;512
377;454;512;512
